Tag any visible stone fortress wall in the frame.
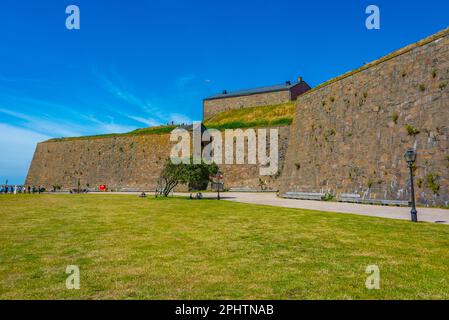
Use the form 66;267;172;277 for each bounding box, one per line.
25;126;291;192
26;28;449;204
26;134;173;191
216;126;291;191
279;29;449;206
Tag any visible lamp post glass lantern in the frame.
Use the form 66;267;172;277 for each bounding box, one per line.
405;149;417;164
404;149;418;222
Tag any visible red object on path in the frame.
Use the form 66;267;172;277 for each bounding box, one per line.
99;184;106;191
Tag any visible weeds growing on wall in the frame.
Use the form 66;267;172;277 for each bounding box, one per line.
392;112;399;124
426;173;440;195
406;124;420;136
419;83;426;92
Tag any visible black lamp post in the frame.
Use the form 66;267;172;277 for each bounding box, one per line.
213;171;224;200
217;172;224;200
404;149;418;222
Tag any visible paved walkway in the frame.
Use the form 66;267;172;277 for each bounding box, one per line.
181;192;449;225
227;193;449;224
89;191;449;224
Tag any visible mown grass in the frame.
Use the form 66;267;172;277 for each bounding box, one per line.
1;194;449;300
204;102;295;130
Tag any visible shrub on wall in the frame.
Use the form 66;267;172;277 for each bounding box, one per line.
405;124;420;136
419;83;426;92
392;112;399;124
432;69;437;79
417;178;423;188
426;173;440;195
323;192;335;201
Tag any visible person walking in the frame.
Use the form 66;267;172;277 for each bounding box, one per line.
14;185;17;195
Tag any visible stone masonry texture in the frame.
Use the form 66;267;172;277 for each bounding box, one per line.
218;126;290;191
279;31;449;206
26;127;290;192
26;134;173;191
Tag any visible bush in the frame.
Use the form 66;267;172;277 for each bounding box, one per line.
159;157;219;197
426;173;440;195
405;124;420;136
432;70;437;79
392;112;399;124
323;192;335;201
419;83;426;92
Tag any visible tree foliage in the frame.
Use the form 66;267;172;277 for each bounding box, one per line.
159;157;219;197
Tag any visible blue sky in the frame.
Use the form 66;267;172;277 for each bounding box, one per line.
0;0;448;184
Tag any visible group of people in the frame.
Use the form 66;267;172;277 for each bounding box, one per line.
0;185;44;194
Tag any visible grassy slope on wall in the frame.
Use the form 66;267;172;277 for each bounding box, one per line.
47;125;178;142
46;102;296;142
204;102;295;130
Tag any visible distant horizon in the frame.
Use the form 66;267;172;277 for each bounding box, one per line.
1;0;449;184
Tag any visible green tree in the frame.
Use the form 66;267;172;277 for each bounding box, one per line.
187;160;219;191
159;157;219;197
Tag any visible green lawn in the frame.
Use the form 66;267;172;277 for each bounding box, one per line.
1;195;448;300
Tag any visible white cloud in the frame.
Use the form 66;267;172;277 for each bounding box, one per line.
92;68;145;109
0;74;46;84
93;68;194;127
175;74;196;89
0;123;50;184
0;107;138;138
126;115;161;127
0;107;82;137
82;115;137;134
